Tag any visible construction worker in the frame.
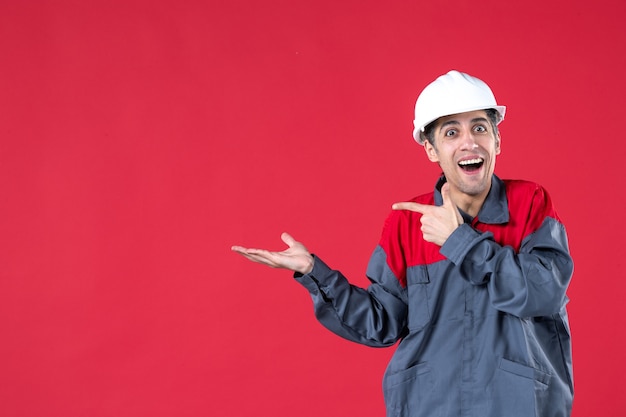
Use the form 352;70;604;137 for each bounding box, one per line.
232;70;574;417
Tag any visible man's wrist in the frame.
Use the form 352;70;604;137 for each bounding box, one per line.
299;254;314;275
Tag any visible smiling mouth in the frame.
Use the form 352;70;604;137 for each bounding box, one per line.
458;158;484;172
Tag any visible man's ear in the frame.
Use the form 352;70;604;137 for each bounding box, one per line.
495;132;501;155
424;139;439;162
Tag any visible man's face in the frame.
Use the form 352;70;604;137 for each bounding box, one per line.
424;110;501;202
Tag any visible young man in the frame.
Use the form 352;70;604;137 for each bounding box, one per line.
232;70;574;417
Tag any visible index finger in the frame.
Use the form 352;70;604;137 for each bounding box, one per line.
391;201;432;213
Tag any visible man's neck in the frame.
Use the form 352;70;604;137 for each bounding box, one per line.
452;187;490;219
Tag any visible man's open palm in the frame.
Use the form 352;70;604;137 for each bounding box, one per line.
231;232;314;275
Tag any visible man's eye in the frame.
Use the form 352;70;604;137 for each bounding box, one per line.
445;129;457;137
474;125;487;132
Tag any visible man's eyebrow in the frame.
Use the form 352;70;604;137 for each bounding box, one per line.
438;120;459;132
438;117;489;132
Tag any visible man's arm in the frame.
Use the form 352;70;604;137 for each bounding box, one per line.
295;252;408;347
393;183;573;318
232;233;408;347
441;216;572;318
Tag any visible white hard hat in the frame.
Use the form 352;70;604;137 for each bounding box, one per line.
412;70;506;144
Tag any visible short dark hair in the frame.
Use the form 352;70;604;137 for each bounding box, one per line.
420;108;501;147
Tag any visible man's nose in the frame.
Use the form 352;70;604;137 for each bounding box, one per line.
459;130;478;150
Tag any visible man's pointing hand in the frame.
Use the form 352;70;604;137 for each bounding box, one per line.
392;183;463;246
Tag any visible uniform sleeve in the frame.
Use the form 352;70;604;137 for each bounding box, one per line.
440;187;573;318
294;242;408;347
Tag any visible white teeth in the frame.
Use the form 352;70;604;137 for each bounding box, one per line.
458;158;483;166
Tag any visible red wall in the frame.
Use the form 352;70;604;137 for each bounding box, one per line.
1;1;625;416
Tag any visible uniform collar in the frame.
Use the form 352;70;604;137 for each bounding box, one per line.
434;174;509;224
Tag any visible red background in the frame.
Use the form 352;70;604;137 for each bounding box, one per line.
1;0;625;416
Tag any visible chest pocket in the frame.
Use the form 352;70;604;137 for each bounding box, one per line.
406;266;431;330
